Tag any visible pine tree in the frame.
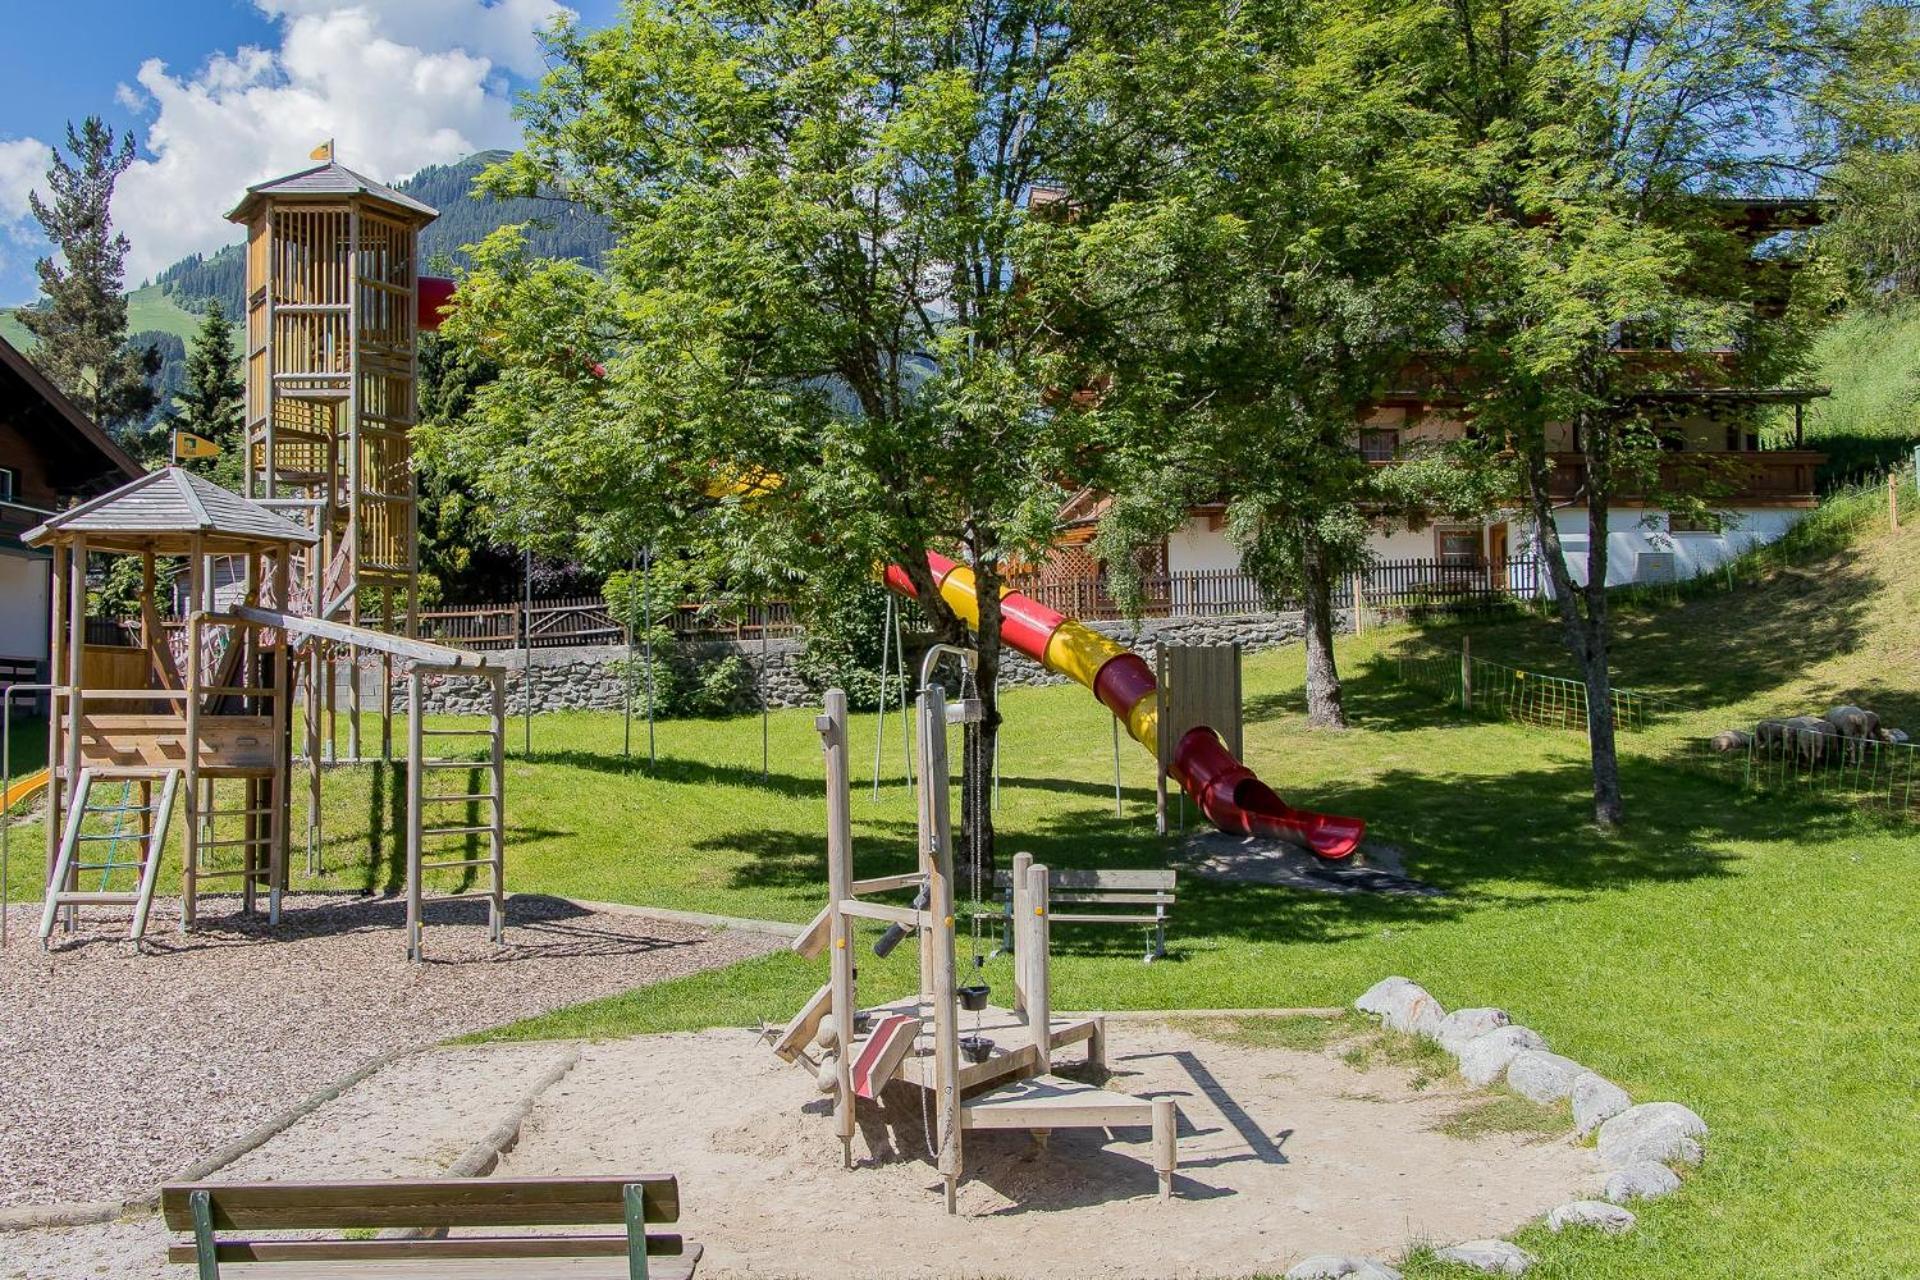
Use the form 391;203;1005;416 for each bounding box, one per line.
19;117;159;435
169;298;245;487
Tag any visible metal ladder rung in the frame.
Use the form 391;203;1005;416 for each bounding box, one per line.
48;891;140;905
191;867;270;882
422;793;498;803
421;825;498;838
418;857;498;872
197;837;270;850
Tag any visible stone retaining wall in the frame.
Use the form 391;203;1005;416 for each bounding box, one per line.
392;609;1346;716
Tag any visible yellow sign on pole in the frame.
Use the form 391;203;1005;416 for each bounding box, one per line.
172;430;220;462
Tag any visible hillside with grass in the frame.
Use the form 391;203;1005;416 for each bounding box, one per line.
1780;300;1920;483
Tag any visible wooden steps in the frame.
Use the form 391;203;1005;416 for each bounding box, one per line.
961;1074;1178;1200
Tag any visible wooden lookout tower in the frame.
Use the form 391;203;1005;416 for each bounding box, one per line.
227;160;438;632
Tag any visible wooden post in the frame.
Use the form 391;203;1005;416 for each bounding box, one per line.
269;550;292;921
1010;850;1032;1015
488;667;506;945
1461;635;1473;711
45;541;67;899
1891;471;1901;531
1026;861;1051;1078
405;666;424;962
60;538;87;930
919;685;962;1212
820;690;858;1167
1351;572;1366;636
183;604;202;930
1152;1097;1177;1200
1154;645;1168;837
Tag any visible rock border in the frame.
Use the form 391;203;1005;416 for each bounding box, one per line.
1350;976;1708;1275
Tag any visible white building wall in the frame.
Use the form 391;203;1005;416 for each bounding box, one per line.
1526;508;1803;588
0;551;50;667
1165;517;1242;573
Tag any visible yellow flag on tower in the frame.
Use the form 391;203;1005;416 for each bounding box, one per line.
172;430;220;462
310;139;334;162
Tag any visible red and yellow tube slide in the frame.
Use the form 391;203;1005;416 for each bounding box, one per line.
884;552;1364;858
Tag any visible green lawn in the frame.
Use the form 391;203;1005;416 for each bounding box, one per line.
6;522;1918;1276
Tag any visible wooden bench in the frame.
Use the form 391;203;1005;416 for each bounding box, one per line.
996;866;1176;961
160;1175;699;1278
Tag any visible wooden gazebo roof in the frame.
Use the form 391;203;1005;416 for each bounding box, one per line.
21;467;316;555
226;160;439;225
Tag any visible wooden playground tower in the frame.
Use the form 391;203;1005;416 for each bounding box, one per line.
21;158;507;958
770;684;1178;1212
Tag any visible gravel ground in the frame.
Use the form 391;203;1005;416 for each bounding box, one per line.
0;892;777;1209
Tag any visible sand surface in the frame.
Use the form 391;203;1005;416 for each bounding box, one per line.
497;1021;1598;1278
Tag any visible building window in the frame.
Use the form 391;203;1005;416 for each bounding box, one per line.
0;467;14;501
1358;428;1400;462
1435;524;1482;565
1669;512;1723;534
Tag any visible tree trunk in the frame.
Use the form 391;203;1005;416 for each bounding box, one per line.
1519;416;1623;829
1300;530;1348;729
961;557;1004;893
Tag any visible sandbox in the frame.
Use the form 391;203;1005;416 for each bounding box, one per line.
491;1019;1598;1278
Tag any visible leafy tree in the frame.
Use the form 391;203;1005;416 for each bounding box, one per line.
1402;0;1909;826
1044;0;1473;727
19;117;159;435
427;0;1092;875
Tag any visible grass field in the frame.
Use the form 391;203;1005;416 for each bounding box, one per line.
5;512;1917;1276
1;282;240;352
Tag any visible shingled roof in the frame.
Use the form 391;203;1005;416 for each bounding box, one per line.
226;160;439;224
21;468;317;549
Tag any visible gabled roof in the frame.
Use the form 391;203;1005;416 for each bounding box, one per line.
0;332;143;485
226;160;439;224
22;467;316;548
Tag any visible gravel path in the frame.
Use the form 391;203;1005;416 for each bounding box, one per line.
0;892;776;1210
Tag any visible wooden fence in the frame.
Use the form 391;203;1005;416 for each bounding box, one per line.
1006;558;1545;621
415;596;802;651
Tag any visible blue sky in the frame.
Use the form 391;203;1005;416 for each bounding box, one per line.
0;0;621;305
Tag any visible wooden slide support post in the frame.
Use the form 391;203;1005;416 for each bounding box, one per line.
1025;861;1051;1078
405;664;425;963
918;684;963;1213
1009;850;1032;1015
817;690;857;1167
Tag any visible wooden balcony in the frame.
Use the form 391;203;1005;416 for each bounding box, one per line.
1547;450;1823;507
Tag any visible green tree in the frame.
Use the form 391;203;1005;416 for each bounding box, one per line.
1044;0;1472;727
1404;0;1908;826
425;0;1091;875
19;117;159;435
167;298;245;488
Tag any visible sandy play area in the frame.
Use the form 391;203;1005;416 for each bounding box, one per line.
5;1014;1601;1279
493;1019;1599;1278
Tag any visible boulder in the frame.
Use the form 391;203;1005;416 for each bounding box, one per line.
1571;1072;1632;1137
1431;1240;1534;1274
1506;1051;1586;1103
1547;1200;1637;1234
1284;1257;1402;1280
1355;976;1444;1038
1596;1102;1708;1168
1603;1162;1682;1204
1456;1026;1547;1086
1436;1007;1511;1054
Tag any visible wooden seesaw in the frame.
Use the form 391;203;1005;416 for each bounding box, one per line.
765;682;1178;1214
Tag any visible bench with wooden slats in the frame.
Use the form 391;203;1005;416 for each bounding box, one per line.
995;867;1176;961
160;1175;699;1279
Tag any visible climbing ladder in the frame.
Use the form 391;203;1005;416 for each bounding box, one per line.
40;768;181;943
405;662;508;962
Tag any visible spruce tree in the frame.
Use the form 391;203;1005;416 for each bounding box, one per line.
169;298;245;487
20;117;159;435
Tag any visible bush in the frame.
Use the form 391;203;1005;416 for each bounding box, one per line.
797;579;908;711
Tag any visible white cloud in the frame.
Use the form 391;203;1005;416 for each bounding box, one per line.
256;0;571;78
110;1;572;283
0;138;51;224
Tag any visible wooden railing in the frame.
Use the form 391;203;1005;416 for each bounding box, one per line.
415;596;802;650
1007;559;1545;620
1546;450;1822;505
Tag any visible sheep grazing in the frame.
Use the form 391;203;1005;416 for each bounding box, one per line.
1823;705;1883;765
1782;716;1837;766
1879;727;1910;746
1709;730;1753;754
1755;719;1793;752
